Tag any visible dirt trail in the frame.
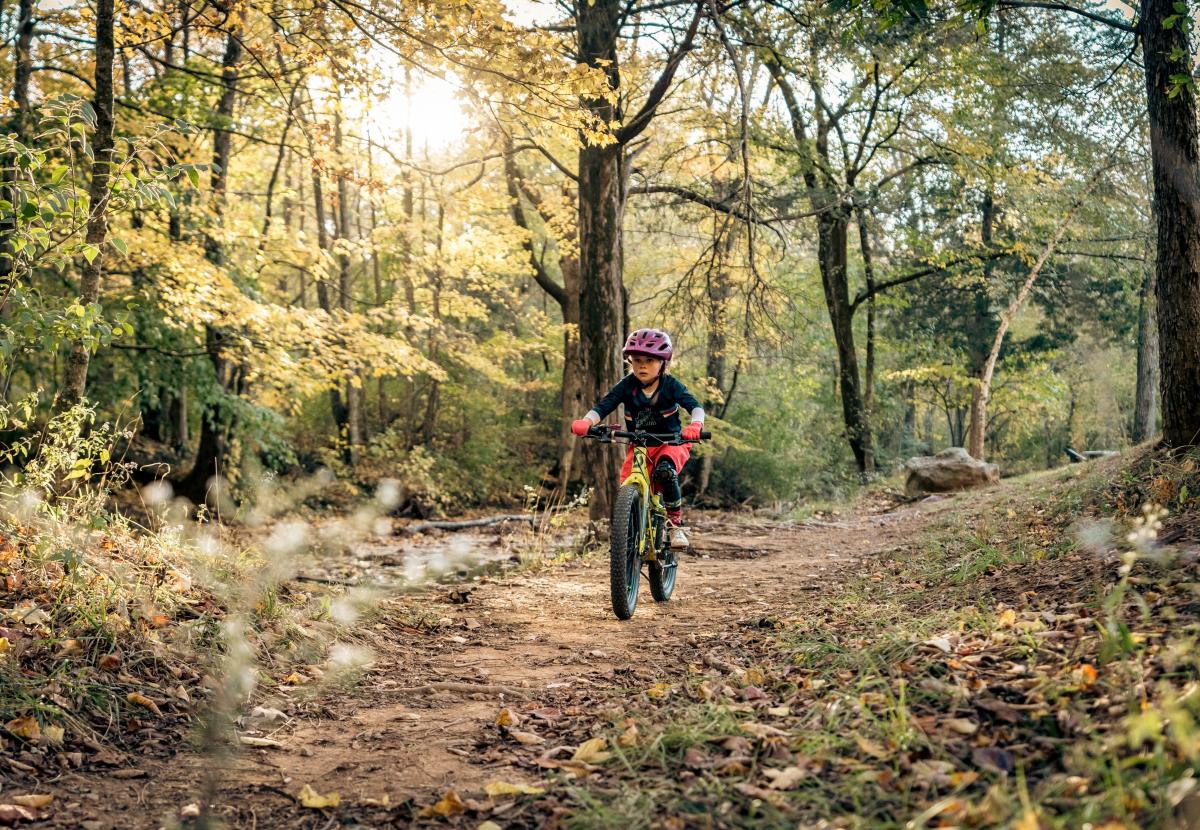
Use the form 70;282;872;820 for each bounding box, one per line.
43;503;939;829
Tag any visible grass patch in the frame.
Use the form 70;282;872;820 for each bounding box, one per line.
553;449;1200;829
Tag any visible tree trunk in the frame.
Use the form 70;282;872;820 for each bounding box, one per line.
334;103;363;465
968;173;1099;460
56;0;114;412
172;384;189;453
575;0;625;521
856;208;877;472
177;27;241;506
1142;0;1200;448
698;222;735;499
818;210;872;474
1132;220;1159;443
965;187;997;457
0;0;35;281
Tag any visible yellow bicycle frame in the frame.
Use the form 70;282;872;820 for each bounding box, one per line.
621;444;666;562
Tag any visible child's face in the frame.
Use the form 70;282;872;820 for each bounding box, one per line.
629;355;663;384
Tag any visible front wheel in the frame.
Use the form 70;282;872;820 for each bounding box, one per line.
610;484;643;620
649;516;676;602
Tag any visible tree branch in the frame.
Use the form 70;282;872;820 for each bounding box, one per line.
997;0;1137;33
850;250;1012;312
616;3;704;144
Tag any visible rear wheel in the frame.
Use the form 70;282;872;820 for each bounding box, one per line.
649;516;676;601
610;484;643;620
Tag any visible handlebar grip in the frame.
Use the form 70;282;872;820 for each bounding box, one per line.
699;431;712;440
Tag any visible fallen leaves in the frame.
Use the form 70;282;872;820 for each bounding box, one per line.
297;784;340;809
1073;663;1099;689
7;796;50;810
571;737;610;764
4;716;39;743
0;804;37;824
645;682;672;699
763;765;808;789
484;780;545;797
126;692;163;717
945;717;979;736
417;790;465;818
507;729;545;746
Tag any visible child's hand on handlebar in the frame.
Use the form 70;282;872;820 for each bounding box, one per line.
681;422;703;441
571;418;594;437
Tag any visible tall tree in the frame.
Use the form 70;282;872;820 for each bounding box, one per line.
1132;222;1159;443
177;23;243;505
573;0;702;518
56;0;115;412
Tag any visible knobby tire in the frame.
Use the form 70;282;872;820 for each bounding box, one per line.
610;484;642;620
648;519;676;602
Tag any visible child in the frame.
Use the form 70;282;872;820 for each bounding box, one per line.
571;328;704;550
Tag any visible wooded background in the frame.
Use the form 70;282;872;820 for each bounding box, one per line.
0;0;1189;516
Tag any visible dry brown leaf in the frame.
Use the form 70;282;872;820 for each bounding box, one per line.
0;804;36;824
508;729;545;746
495;707;519;727
126;693;163;717
41;725;64;746
98;654;121;671
4;716;39;743
8;795;50;810
478;822;503;830
572;737;610;764
417;790;466;818
1074;663;1098;688
646;682;672;699
855;735;889;760
945;717;979;736
764;765;808;789
281;672;308;685
297;784;341;809
741;722;788;739
616;723;639;747
484;780;545;797
922;636;953;653
997;609;1018;629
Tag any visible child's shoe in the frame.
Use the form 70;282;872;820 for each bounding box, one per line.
669;525;689;550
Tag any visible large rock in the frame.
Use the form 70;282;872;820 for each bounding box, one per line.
904;447;999;498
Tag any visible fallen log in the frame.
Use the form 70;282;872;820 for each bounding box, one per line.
1065;447;1118;463
394;514;534;536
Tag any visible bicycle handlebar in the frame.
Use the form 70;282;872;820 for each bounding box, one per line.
583;425;711;445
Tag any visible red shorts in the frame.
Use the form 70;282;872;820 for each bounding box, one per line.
621;444;691;485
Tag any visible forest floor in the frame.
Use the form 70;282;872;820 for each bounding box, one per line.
9;449;1200;829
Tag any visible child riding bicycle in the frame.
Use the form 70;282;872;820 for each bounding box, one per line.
571;328;705;550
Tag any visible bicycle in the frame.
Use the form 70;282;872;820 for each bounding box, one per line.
583;424;710;620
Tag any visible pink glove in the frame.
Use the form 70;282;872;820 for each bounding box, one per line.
682;422;703;441
571;419;593;437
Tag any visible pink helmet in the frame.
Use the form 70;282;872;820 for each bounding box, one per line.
622;328;673;362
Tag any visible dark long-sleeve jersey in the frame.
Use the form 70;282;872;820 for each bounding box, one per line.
588;374;703;434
